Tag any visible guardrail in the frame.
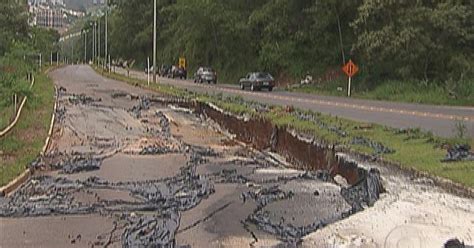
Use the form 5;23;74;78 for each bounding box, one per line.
0;77;35;138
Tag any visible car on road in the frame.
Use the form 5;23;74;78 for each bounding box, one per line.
159;64;172;77
144;65;153;74
169;65;187;79
194;67;217;84
239;72;275;91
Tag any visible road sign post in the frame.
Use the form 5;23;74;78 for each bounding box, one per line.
342;59;359;97
153;0;157;83
179;57;186;69
147;57;150;86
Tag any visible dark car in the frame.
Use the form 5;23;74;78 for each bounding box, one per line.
159;64;172;77
194;67;217;84
239;72;275;91
170;65;187;79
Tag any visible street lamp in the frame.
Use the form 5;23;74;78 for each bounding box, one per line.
93;21;96;62
105;0;108;69
98;17;101;63
83;29;87;64
153;0;157;83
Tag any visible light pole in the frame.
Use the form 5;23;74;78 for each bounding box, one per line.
71;37;74;64
98;18;101;64
105;0;108;68
93;22;96;62
83;30;87;63
153;0;157;83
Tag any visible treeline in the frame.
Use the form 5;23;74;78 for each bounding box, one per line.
0;0;60;107
102;1;472;93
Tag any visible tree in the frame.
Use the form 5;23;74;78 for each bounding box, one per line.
352;0;474;82
0;0;29;56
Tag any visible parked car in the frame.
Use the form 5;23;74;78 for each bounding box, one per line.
194;67;217;84
239;72;275;91
144;65;153;74
170;65;187;79
159;64;172;77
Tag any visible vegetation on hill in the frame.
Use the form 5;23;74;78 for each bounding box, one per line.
82;0;473;105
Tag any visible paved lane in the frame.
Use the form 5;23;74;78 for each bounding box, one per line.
112;67;474;138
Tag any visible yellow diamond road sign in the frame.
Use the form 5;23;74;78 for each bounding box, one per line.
179;57;186;69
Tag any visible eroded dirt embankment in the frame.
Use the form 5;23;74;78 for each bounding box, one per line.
173;100;365;186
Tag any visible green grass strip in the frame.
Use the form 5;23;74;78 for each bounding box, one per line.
0;69;55;187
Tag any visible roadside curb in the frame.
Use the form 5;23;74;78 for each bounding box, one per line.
41;86;58;155
0;169;31;197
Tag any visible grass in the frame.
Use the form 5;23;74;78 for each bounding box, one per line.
96;67;474;188
0;105;15;130
0;69;55;187
290;79;474;106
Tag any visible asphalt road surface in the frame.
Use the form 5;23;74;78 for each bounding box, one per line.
114;67;474;138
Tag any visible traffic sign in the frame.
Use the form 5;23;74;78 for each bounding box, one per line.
179;57;186;69
342;60;359;78
342;59;359;97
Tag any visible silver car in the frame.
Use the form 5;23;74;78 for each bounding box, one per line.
194;67;217;84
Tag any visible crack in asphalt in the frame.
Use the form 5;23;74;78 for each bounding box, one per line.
177;201;232;234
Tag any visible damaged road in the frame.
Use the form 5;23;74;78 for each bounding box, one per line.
0;65;473;248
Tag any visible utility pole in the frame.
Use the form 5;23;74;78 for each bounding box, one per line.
84;30;87;63
92;23;95;62
98;18;101;63
71;38;74;64
105;0;108;68
147;56;150;86
95;22;97;62
153;0;157;83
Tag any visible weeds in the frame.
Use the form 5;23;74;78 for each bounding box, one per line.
454;119;467;139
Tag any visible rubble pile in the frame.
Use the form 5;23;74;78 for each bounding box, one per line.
129;97;151;118
68;94;101;105
227;96;270;113
294;111;348;137
61;156;102;174
122;212;180;248
55;106;67;123
128;167;214;211
214;168;248;184
156;111;171;135
139;145;173;155
442;144;474;162
351;136;395;155
248;210;324;243
242;186;294;206
341;168;384;211
0;176;93;217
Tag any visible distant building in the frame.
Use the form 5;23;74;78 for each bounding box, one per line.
29;5;65;29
